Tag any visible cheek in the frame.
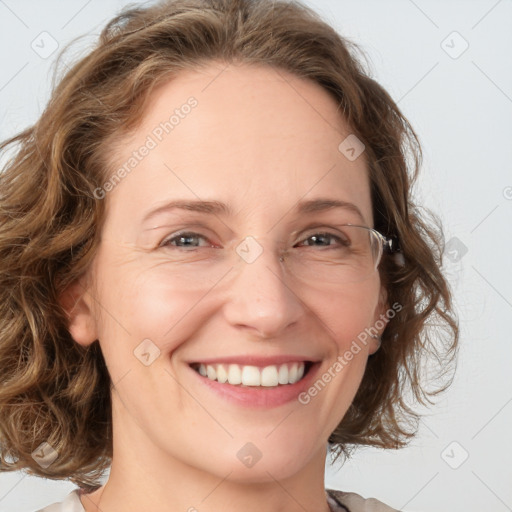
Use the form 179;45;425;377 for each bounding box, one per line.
294;283;380;440
92;245;382;385
97;262;381;344
307;278;381;355
96;262;215;353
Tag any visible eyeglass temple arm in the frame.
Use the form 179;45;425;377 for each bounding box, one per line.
383;234;400;254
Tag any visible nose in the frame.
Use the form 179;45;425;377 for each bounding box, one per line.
222;240;304;339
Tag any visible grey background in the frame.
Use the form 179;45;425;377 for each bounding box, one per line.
0;1;511;511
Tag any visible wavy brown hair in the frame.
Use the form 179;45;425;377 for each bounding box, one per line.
0;0;458;490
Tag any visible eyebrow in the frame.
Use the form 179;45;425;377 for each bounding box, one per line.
142;198;366;225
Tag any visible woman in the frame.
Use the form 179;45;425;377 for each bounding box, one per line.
0;0;458;511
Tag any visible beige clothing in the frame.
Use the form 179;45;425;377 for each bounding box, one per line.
327;489;401;511
35;487;400;511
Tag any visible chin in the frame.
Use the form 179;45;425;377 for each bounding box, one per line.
195;436;321;484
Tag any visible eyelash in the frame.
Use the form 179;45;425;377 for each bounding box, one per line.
160;230;349;250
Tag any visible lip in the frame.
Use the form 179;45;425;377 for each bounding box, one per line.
187;359;322;408
187;354;320;367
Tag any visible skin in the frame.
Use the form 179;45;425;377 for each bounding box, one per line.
62;61;388;512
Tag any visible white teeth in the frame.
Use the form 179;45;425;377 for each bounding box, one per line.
206;365;216;380
278;364;288;384
227;364;242;385
261;366;279;387
216;364;228;383
194;362;307;387
241;366;260;386
289;362;298;383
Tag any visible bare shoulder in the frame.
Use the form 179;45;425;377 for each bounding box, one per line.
326;488;402;512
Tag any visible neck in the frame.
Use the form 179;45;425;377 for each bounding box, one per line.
82;454;332;512
82;465;333;512
80;405;333;512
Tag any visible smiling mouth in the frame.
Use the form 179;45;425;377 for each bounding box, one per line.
190;361;313;387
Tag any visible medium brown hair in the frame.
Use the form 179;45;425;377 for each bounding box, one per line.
0;0;458;490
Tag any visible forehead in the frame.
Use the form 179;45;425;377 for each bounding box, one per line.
103;61;372;227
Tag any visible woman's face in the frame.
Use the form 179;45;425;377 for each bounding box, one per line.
67;61;388;483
